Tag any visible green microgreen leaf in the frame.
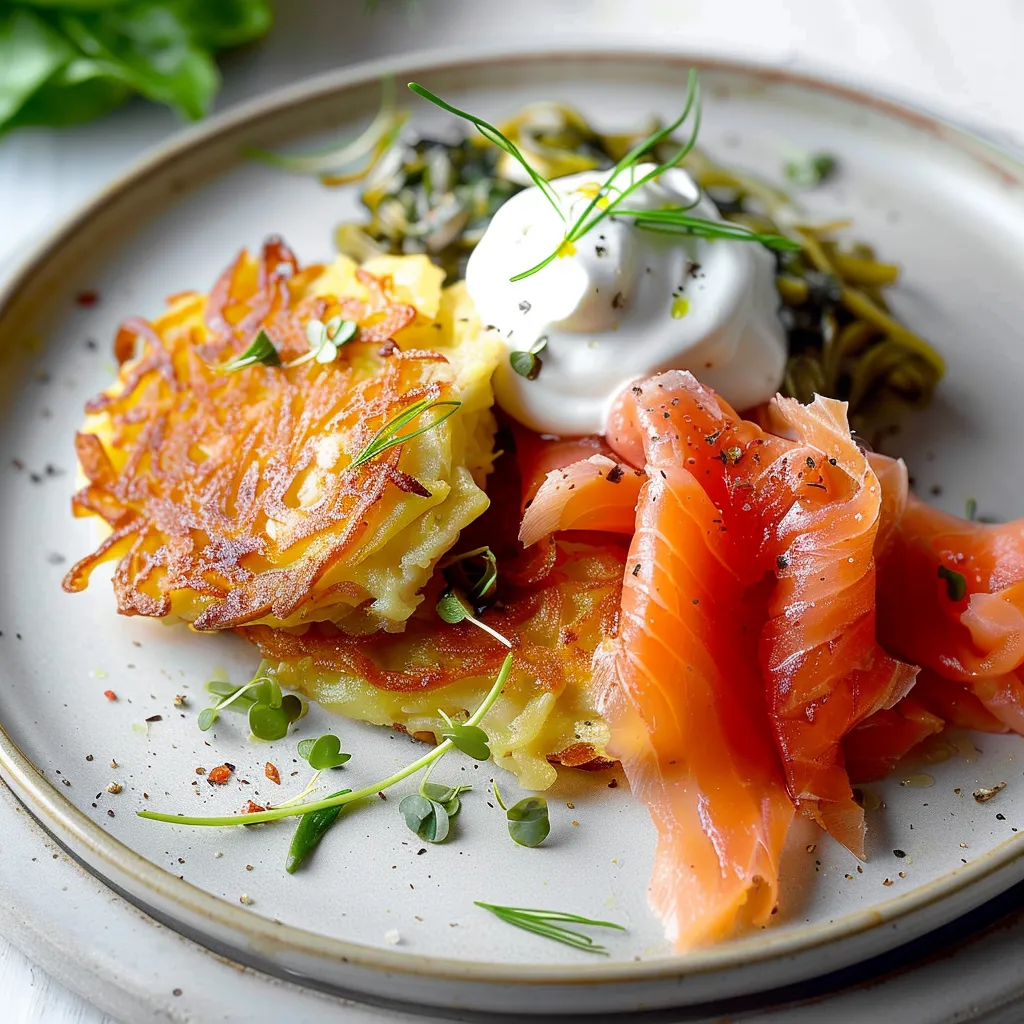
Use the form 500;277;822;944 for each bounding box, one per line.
441;546;499;603
473;903;625;955
298;734;352;770
408;82;564;222
965;497;978;521
437;709;491;761
938;564;968;602
284;316;358;368
248;701;294;742
138;652;514;828
348;397;461;472
506;796;550;847
509;335;548;381
400;792;450;843
219;328;280;373
436;587;512;648
285;787;350;874
198;668;302;739
784;152;838;189
196;707;218;731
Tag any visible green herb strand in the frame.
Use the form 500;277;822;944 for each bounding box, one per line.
219;328;280;373
408;82;565;221
138;652;514;828
473;903;625;955
348;397;462;472
938;564;968;601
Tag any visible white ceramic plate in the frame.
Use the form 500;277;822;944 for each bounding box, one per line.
2;47;1024;1016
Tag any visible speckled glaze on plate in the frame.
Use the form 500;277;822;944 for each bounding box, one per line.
1;46;1023;1016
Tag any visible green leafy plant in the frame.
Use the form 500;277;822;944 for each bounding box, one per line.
436;587;511;648
218;328;280;373
473;903;625;954
198;669;305;741
297;734;352;770
493;783;550;847
285;316;358;368
509;336;547;381
139;652;515;828
0;0;272;133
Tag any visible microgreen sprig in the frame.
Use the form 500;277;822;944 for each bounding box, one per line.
399;769;471;844
219;329;280;373
473;903;625;955
493;782;550;847
297;734;352;770
349;397;462;472
138;652;514;828
285;316;358;368
199;672;306;741
408;82;565;222
436;587;512;648
440;545;499;603
509;336;547;381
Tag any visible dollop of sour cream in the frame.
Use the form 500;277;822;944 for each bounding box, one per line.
465;165;787;436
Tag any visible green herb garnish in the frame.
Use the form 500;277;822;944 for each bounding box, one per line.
409;73;799;284
297;734;352;770
348;397;461;472
437;709;491;761
407;82;564;222
509;336;547;381
285;316;358;368
965;497;978;521
436;587;512;648
473;903;625;955
494;782;550;847
219;328;280;373
938;564;967;601
138;652;514;828
286;788;351;874
199;671;305;741
785;152;838;189
441;545;498;603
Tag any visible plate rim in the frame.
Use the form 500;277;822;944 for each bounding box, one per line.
2;40;1023;991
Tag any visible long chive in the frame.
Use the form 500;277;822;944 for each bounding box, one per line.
474;903;625;955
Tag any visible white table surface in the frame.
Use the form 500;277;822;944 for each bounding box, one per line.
3;1;1024;1020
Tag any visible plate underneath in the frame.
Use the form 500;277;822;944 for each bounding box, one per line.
1;46;1024;1014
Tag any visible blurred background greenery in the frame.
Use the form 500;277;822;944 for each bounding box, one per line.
0;0;275;132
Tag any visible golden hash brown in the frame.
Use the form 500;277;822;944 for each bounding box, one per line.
63;238;502;631
246;536;625;791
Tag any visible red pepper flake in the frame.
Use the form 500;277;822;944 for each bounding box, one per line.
75;290;100;307
265;762;281;785
241;800;265;814
103;690;118;701
207;764;234;785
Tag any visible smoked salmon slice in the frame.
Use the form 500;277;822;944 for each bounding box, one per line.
842;697;944;784
606;373;915;858
591;380;793;949
519;454;643;546
875;488;1024;735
